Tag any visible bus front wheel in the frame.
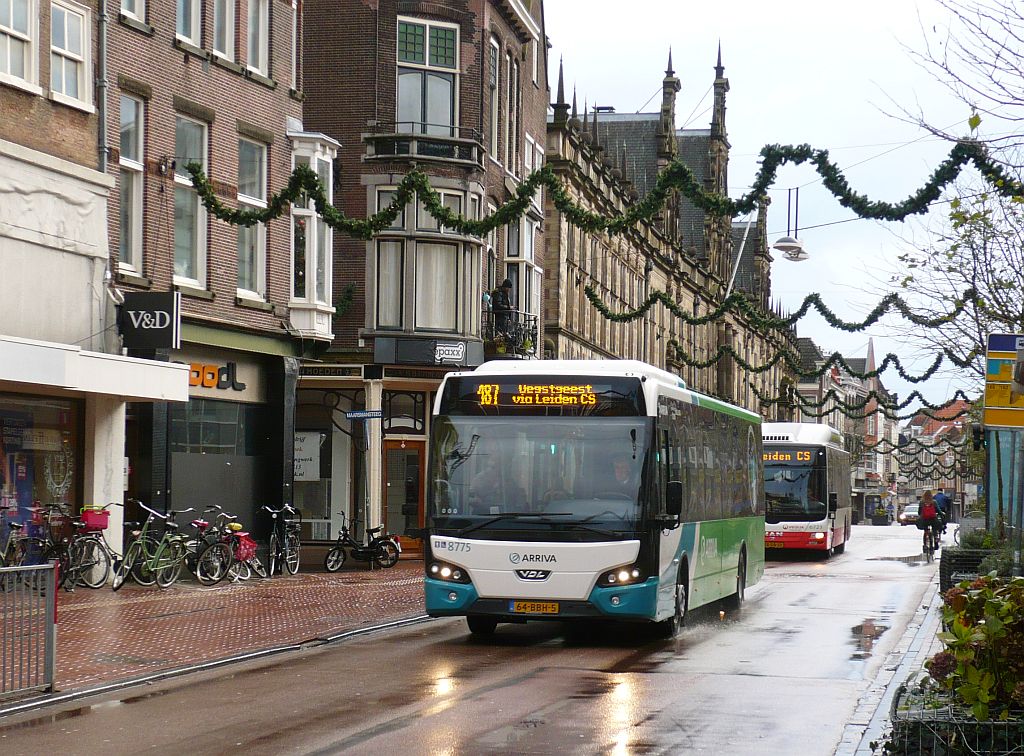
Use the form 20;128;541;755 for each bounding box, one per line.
467;616;497;636
661;574;687;637
724;552;746;612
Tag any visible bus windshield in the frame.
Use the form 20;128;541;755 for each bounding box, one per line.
763;447;827;523
428;415;651;539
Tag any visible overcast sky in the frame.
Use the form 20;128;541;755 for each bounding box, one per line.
544;0;997;410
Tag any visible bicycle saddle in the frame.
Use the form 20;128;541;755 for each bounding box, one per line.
8;521;23;530
367;526;383;535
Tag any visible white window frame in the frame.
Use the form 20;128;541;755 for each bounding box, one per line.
1;0;39;93
176;0;200;46
247;0;268;76
289;136;335;308
173;114;207;288
503;51;512;168
118;95;144;273
416;189;463;234
395;16;459;136
290;0;298;89
212;0;233;61
488;37;499;161
236;138;267;299
49;0;92;111
120;0;144;22
530;37;538;85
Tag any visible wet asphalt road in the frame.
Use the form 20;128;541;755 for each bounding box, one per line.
0;524;938;756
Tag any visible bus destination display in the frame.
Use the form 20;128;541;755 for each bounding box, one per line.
440;376;645;416
763;448;815;463
477;383;598;407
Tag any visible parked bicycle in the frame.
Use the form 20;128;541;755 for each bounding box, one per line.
184;506;235;586
0;510;44;568
324;513;401;571
263;504;301;576
112;502;195;590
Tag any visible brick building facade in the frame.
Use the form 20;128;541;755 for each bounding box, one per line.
543;55;797;418
101;0;337;536
1;0;187;544
298;0;549;548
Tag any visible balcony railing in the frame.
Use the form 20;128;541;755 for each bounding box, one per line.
482;309;538;358
363;122;485;169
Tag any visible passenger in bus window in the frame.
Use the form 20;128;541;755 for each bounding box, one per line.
469;457;502;513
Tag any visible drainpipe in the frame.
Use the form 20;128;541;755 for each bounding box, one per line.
97;0;109;172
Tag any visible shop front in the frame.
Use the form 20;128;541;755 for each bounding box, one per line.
125;342;297;541
296;359;475;555
0;335;189;549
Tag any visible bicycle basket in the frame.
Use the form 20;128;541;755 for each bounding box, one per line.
235;533;258;561
81;508;109;532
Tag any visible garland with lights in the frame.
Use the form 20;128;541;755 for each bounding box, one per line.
667;339;977;384
585;285;983;332
184;139;1024;243
862;436;971;453
898;459;973;478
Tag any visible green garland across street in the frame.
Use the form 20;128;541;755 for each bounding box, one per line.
749;385;970;422
585;285;984;331
666;339;977;384
184;139;1023;241
862;436;970;453
759;387;972;414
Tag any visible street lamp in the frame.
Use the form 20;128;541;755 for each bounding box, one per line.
773;187;808;261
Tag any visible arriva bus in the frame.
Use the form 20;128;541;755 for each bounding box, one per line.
423;360;765;636
762;422;852;555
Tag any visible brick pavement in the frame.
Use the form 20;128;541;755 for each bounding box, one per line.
52;560;426;693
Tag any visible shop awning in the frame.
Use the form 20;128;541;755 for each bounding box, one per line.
0;334;189;402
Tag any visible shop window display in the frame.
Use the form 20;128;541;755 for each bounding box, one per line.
0;394;81;533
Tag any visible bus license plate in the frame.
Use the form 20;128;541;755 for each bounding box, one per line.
509;600;559;614
765;541;785;549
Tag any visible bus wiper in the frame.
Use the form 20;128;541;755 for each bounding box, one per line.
457;512;572;536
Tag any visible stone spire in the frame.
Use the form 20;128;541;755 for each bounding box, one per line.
581;101;593;144
552;57;569;125
711;42;729;141
657;48;681;160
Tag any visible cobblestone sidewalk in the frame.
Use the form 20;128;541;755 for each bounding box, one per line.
52;561;426;693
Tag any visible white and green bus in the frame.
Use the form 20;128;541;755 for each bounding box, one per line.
424;360;765;636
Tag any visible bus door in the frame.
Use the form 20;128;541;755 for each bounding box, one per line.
383;439;424;554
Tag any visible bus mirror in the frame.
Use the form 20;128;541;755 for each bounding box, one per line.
828;493;838;514
666;481;683;516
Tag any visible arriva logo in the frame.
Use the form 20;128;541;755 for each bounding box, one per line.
699;536;718;559
508;553;557;564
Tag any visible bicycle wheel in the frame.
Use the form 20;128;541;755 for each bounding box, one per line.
284;531;301;575
131;537;158;586
112;542;141;591
75;537;112;589
43;543;74;590
324;545;346;572
195;541;233;586
374;540;400;568
13;537;47;567
953;525;961;546
155;540;186;588
268;532;279;576
247;556;268;578
227;559;251;581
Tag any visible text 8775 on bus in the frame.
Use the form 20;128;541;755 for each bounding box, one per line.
424;360;766;637
762;422;852;555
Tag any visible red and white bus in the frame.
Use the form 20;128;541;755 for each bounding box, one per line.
762;423;852;556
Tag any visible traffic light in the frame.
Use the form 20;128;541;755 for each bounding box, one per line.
971;423;985;451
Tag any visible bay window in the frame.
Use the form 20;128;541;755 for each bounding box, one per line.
397;17;457;136
377;241;403;329
415;242;458;331
291;152;331;305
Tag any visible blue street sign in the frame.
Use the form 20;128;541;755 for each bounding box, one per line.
345;410;383;420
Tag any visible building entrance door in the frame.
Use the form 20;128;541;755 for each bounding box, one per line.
383;440;424;555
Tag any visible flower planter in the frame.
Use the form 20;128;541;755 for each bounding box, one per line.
939;547;992;592
871;514;891;526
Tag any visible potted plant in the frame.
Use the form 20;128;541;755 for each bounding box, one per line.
939;526;1003;592
520;338;533;353
871;504;890;526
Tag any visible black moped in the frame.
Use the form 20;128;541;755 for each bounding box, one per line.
323;514;401;571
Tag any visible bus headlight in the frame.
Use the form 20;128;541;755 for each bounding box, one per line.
597;564;643;586
428;561;471;584
812;532;826;540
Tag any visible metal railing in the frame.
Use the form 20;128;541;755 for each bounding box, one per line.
483;309;538;358
1;563;57;700
363;122;485;168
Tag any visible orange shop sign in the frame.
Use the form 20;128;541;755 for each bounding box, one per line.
188;362;247;391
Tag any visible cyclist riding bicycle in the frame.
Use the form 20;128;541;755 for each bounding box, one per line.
916;490;941;549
